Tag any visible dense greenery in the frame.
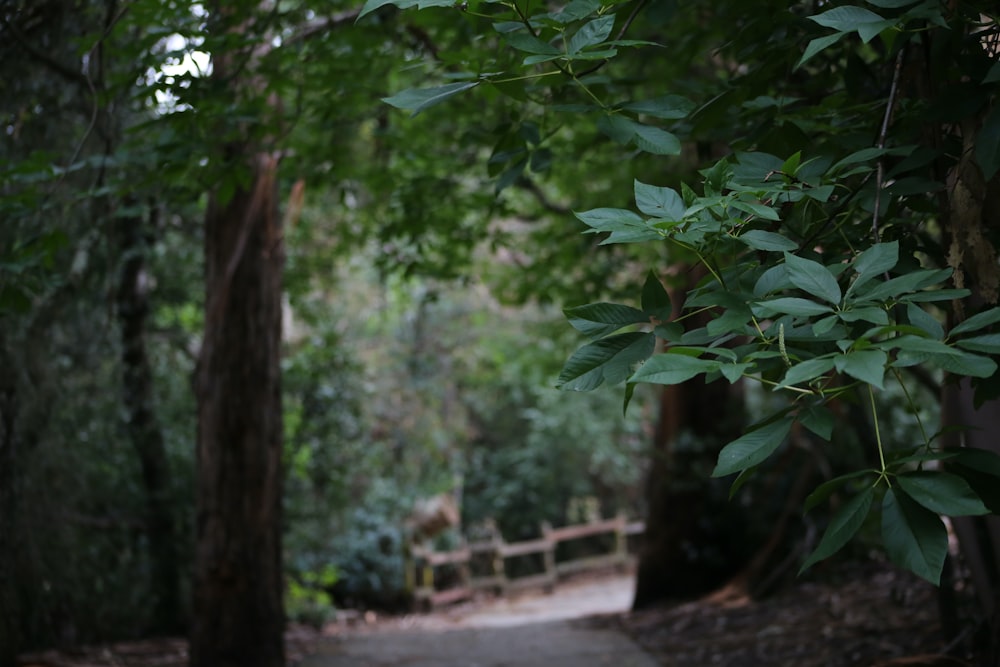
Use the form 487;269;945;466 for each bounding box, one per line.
4;0;1000;664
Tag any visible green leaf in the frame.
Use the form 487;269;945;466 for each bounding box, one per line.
567;14;615;55
382;81;479;115
881;488;948;585
896;472;990;516
564;302;648;339
719;362;751;383
504;32;561;55
641;272;672;321
780;356;836;388
856;268;953;302
838;306;889;326
800;486;874;572
809;6;890;43
557;332;656;391
738;230;798;252
784;252;842;305
622;95;695;120
552;0;602;23
630;351;720;385
906;303;943;340
796;33;845;69
976;106;1000;181
575;207;663;244
835;349;887;389
849;241;899;293
731;200;780;221
631;123;681;155
634;180;685;219
949;306;1000;336
800;404;834;440
802;469;873;514
712;417;794;477
755;297;834;317
954;448;1000;478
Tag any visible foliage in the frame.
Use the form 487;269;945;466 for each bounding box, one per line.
371;0;1000;587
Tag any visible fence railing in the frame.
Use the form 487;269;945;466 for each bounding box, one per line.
407;514;645;610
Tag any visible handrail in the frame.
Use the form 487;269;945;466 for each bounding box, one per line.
407;513;644;610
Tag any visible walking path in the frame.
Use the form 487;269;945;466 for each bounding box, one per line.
297;573;662;667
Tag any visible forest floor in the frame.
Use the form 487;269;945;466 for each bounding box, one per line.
16;561;965;667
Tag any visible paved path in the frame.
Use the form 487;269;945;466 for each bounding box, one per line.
296;574;662;667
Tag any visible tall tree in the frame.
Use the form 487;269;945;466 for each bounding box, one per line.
189;5;285;666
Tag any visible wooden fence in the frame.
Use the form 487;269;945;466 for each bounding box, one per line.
407;514;645;610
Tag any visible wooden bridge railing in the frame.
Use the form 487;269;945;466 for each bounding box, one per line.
407;514;645;610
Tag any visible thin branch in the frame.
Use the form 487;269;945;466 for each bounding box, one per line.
0;15;88;87
515;177;572;215
871;47;907;243
288;8;362;43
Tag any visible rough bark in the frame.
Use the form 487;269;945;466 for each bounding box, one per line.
942;382;1000;667
116;210;183;633
189;152;285;667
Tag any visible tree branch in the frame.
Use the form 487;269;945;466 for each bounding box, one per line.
0;15;88;87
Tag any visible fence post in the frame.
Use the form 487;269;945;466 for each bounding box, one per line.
614;513;627;571
540;521;556;592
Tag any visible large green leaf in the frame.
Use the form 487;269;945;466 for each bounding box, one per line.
802;469;874;514
800;486;874;572
641;272;672;321
622;95;696;120
800;404;834;440
382;82;479;115
575;207;663;244
634;180;685;219
949;306;1000;336
784;252;842;305
955;333;1000;354
557;331;655;391
779;356;836;388
712;417;794;477
808;6;893;43
738;230;798;252
504;32;561;56
835;349;887;389
567;14;615;54
896;471;990;516
849;241;899;294
796;32;845;69
630;351;720;385
755;297;833;317
881;488;947;585
631;122;681;156
564;302;648;339
855;268;952;302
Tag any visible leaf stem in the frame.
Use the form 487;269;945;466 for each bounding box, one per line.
869;384;889;483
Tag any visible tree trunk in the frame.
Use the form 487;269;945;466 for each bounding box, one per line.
116;209;183;633
189;152;285;667
942;382;1000;667
633;269;746;609
937;104;1000;666
0;332;21;665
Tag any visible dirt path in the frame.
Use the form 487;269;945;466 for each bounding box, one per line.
297;573;660;667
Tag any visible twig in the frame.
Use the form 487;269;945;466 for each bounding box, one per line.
871;47;907;243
